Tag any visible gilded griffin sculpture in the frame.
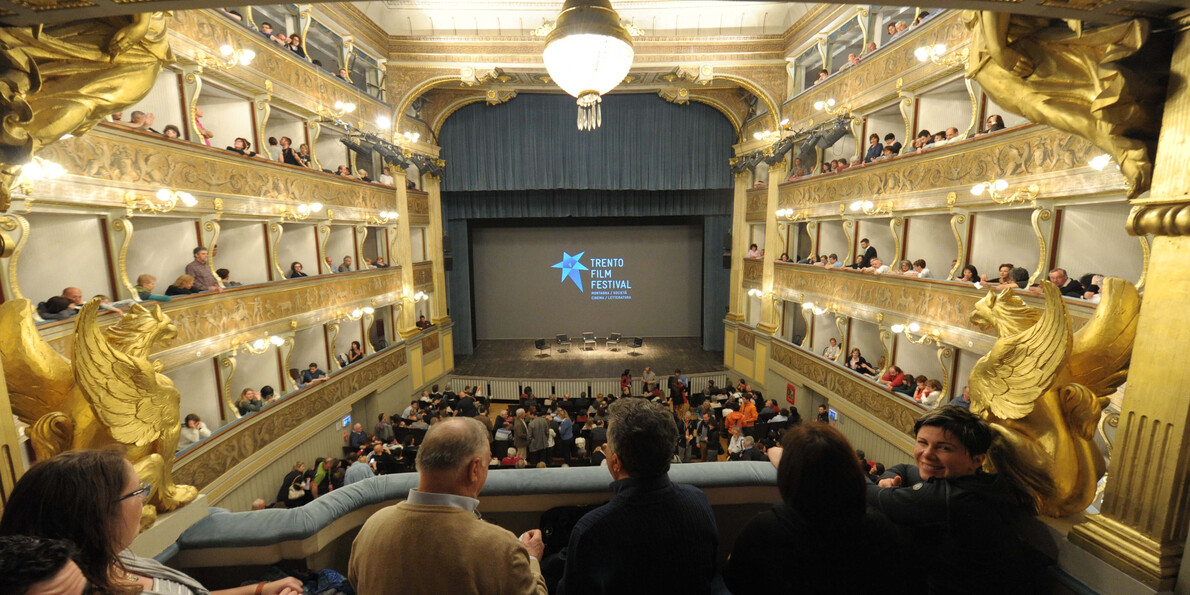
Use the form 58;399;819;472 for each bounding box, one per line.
968;278;1139;517
0;298;197;527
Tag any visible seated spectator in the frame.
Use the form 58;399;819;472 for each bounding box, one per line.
347;422;369;450
0;450;304;595
164;274;202;296
267;136;279;159
337;256;354;272
236;388;263;415
38;286;84;320
732;436;768;461
985;114;1006;133
892;373;917;397
905;258;931;279
348;340;365;364
271;32;289;46
298;143;313;167
822;337;841;360
406;178;418;190
893;259;913;274
868;355;887;379
926;131;946;149
826;253;842;268
501;446;523;466
178;413;211;450
133;274;170;302
358;168;373;182
920;379;944;408
336;165;351;177
302;362;328;384
258;21;274;37
911;129;932;153
1036;267;1085;298
162;124;181;139
864;133;883;163
215;268;241;288
724;423;902;594
895;21;907;35
288;261;308;279
336;68;352;83
980;263;1015;289
116;110;157;132
746;243;762;258
876;145;895;160
416;315;432;329
185;246;221;291
886;23;898;37
375;257;389;268
838;52;860;71
865;41;878;53
869;407;1040;591
883;133;902;155
912;11;931;26
862;257;890;275
1082;273;1105;303
323;256;335;273
952;385;972;410
226;137;257;157
260;385;276;403
556;399;718;593
878;365;905;390
349;418;547;593
813;68;829;85
379;167;395;185
912;375;929;401
958;264;979;284
835;157;850;171
288;34;305;56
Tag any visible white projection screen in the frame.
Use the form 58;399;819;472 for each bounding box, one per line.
472;224;703;339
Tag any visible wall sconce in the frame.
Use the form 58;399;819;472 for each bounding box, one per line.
368;210;396;225
891;322;942;346
124;188;197;216
14;157;66;196
970;179;1040;206
200;45;256;70
398;131;421;145
1089;155;1113;171
236;334;285;355
278;202;323;221
752;129;781;143
813;98;849;116
344;306;375;321
802;301;828;315
849;200;893;216
914;44;968;67
376;115;392;130
776;208;809;222
319;101;356;120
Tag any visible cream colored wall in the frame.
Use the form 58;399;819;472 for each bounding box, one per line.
276;223;318;278
232;348;284;402
168;357;222;432
902;214;954;277
745;294;761;326
781;301;799;343
316;128;348;172
291;325;330;379
264;113;307;160
856;218;895;264
1054;202;1143;284
864;105;903;148
217;221;270;285
19;213;112;303
969;209;1037;281
126;217;200;292
849;318;884;368
809;312;839;354
124;69;185;135
916;81;972;138
983;94;1029;128
892;338;942;387
336;320;364;364
325;225;356;271
818;219;848;261
361;227;382;262
198;94;254;152
746;223;765;255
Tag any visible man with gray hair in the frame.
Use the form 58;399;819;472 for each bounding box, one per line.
513;407;531;459
556;399;718;594
349;417;546;594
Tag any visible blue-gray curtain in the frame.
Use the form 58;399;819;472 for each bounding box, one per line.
702;215;732;352
439;93;734;192
444;188;731;220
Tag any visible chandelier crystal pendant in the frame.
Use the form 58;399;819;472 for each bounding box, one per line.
542;0;635;131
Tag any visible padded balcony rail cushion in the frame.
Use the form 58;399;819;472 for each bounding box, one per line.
175;462;777;550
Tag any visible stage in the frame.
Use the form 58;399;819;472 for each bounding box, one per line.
451;337;727;379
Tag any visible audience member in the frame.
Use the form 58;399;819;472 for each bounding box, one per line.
344;455;375;485
338;256;354;272
164;274;202;296
863;256;889;275
816;404;829;423
919;379;943;408
298;143;313;167
556;399;718;594
287;261;308;279
193;106;214;146
37;287;84;320
336;68;352;83
879;365;906;390
858;237;877;268
177;413;211;450
302;362;328;385
236;388;264;415
1038;267;1085;298
952;385;972;410
0;534;88;595
528;409;551;465
185;246;222;291
864;133;883;163
884;133;902;155
746;243;762;258
347;341;364;364
724;423;903;594
813;68;829;85
349;418;547;594
226;137;257;157
416;314;432;329
822;337;841;360
908;258;932;279
893;259;913;274
839;52;861;70
134;274;170;302
288;34;305;57
162;124;181;139
912;129;932;152
258;21;274;37
985;114;1006;133
958;264;979;284
0;450;304;595
379;167;395;185
868;407;1040;592
215;268;241;287
277;136;304;167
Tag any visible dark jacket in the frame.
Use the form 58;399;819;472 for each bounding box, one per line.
558;475;717;595
867;464;1033;594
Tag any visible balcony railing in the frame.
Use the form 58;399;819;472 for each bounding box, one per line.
39;268;403;371
412;261;434;292
763;262;1100;353
173;345;408;491
34;124;399;220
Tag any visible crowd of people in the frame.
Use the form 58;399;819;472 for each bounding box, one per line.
216;8;362;87
809;14;934;88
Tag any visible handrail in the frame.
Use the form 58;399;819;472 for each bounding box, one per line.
447;371;733;401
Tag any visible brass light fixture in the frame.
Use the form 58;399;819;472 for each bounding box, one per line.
813;98;849;116
542;0;636;131
124;188;197;217
369;210;396;225
971;179;1040;206
849;199;893;216
278;202;323;221
236;334;284;355
914;44;968;67
891;322;943;346
199;45;256;71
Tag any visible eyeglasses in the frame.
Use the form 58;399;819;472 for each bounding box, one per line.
118;482;152;502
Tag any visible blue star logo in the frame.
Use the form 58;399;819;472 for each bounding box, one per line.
552;251;588;292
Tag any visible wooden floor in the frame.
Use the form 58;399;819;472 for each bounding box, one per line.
452;337;726;378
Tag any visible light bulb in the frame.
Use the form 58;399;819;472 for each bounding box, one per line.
269;335;284;346
934;43;946;55
1089;155;1111;170
334;101;344;110
891;324;905;333
970;184;985;196
21;161;44;180
802;302;814;310
850;201;863;211
914;47;929;62
310;202;323;213
297;204;309;215
813;101;824;111
827;98;836;107
344;103;356;113
156;188;172;201
994;179;1009;192
252;339;266;350
753;132;762;140
863;201;874;210
780;118;789;126
351;308;362;318
220;45;233;56
42;162;66;178
908;322;921;332
363;307;375;315
179;192;197;207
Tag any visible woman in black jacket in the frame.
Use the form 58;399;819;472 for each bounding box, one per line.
277;461;311;508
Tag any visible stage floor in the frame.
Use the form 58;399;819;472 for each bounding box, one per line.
452;337;727;378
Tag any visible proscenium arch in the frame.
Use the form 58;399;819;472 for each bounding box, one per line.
713;72;782;133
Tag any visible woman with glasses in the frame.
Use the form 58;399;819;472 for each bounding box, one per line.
0;449;303;595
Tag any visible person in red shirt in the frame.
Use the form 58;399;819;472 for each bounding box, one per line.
879;366;906;390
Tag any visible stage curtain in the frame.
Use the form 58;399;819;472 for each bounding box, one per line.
443;188;732;221
438;93;735;192
702;215;732;352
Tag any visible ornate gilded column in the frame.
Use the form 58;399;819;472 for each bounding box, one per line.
0;214;30;304
390;164;419;339
876;314;892;378
758;159;787;334
898;91;915;155
1030;201;1057;285
354;224;368;269
948;210;971;280
266;221;285;280
1067;12;1190;590
799;304;812;348
253;90;273;161
841;217;857;267
104;214;138;300
326;321;341;371
218;353;239;423
306;119;322;171
805;221;819;260
199;215;222;289
833;312;849;363
936;345;954;402
296;5;313;61
726;168;750;322
424;171;450;324
278;329;296;392
362;310;376;355
890;216;906;266
181;66;204;143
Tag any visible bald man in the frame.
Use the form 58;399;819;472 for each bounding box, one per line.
349;418;547;594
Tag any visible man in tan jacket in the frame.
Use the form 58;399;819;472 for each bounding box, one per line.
349;417;547;594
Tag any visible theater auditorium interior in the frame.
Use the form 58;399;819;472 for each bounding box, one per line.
0;0;1186;593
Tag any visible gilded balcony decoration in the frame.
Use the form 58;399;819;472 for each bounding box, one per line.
964;11;1162;198
777;125;1123;216
743;259;763;287
35;125;399;218
745;187;768;221
173;346;407;490
40;269;402;371
412;261;435;292
969;278;1139;517
771;339;922;436
736;328;755;350
0;298;196;528
773;263;1099;353
421;332;439;354
168;9;387;127
0;12;173;212
782;12;971;130
407;190;430;224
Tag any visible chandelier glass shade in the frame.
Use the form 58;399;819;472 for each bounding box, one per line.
543;0;635;130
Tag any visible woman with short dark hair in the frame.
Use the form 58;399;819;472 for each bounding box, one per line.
287;261;307;279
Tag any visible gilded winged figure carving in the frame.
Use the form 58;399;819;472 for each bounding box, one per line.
968;278;1139;517
964;11;1161;197
0;298;196;528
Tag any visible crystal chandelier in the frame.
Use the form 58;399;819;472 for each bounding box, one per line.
542;0;635;131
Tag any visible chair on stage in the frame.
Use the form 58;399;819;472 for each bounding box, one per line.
606;332;622;351
582;331;597;351
556;334;572;352
535;339;550;357
629;337;644;355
